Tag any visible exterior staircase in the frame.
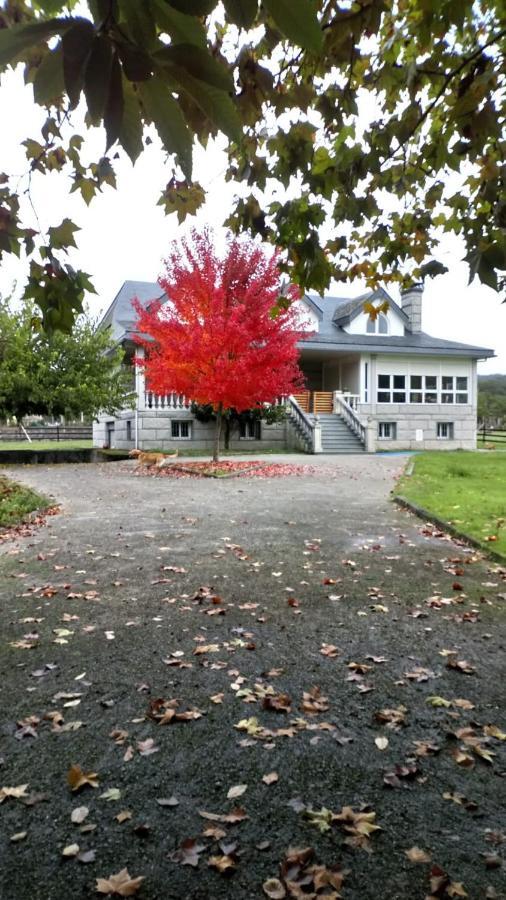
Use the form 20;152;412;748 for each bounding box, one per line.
310;413;365;453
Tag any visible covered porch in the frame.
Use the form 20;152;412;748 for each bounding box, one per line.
296;350;363;413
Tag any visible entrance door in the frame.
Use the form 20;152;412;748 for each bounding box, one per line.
105;421;115;449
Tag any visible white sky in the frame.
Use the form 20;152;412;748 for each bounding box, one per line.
0;67;504;374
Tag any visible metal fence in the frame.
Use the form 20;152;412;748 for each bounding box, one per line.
0;425;92;442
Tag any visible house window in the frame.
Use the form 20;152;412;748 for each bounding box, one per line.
367;314;388;334
441;375;468;404
378;422;397;439
126;420;132;441
409;374;438;403
239;418;261;440
377;374;406;403
171;420;191;439
437;422;454;440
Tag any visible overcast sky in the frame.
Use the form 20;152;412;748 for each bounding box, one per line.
0;67;504;374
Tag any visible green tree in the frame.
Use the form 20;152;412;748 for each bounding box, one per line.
0;0;505;330
0;296;134;420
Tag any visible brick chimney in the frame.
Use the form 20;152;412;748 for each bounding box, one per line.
400;283;423;333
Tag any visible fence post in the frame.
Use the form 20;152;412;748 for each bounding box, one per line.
57;426;60;442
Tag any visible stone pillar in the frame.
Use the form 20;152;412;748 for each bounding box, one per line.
365;418;376;453
313;416;323;453
400;283;423;333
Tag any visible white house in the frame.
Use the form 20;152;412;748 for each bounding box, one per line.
93;281;494;453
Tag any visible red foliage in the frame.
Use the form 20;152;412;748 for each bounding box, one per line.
133;230;307;412
128;461;321;479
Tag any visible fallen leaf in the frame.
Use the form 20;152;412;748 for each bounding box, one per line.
0;784;29;803
375;736;389;751
227;784;247;800
405;846;431;863
96;868;145;895
263;878;286;898
262;772;279;785
99;788;121;802
10;831;27;842
67;765;99;792
115;810;133;823
62;843;80;857
71;806;89;824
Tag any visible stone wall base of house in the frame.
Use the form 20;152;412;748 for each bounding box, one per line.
360;405;477;451
93;409;287;452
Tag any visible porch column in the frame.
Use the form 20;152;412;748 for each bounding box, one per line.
313;416;323;453
136;347;146;411
369;354;377;412
365;418;376;452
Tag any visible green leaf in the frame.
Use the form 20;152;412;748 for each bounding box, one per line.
84;35;113;123
0;18;69;69
223;0;258;28
153;0;207;48
62;18;95;108
139;77;192;179
104;52;124;151
33;45;65;106
118;0;157;49
116;41;153;81
154;43;233;92
119;77;144;164
180;75;241;143
48;217;80;250
158;180;205;222
167;0;215;14
263;0;322;53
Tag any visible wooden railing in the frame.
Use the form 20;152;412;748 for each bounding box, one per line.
145;392;191;410
286;396;322;453
313;391;333;413
293;391;310;412
333;392;366;444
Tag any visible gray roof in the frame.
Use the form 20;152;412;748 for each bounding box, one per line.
99;281;494;360
99;280;165;342
301;291;493;358
299;331;494;358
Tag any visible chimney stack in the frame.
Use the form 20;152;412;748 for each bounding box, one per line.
400;282;423;333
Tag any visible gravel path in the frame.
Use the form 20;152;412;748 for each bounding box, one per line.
0;457;504;900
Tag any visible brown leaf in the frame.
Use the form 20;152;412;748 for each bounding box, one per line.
405;846;431;863
67;765;99;792
263;878;286;899
62;843;80;857
169;838;205;867
96;868;145;895
199;807;248;824
0;784;29;803
262;772;279;785
446;656;475;675
207;854;236;873
262;692;292;713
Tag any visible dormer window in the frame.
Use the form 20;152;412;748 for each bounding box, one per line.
366;313;388;334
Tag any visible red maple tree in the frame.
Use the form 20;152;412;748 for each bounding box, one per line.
134;230;306;461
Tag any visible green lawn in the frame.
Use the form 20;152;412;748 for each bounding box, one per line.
395;451;506;557
0;440;92;450
0;474;49;528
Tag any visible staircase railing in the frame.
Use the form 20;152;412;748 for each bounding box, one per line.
333;391;366;445
286;395;322;453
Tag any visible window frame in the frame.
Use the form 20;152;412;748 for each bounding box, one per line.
171;420;192;440
436;422;454;440
377;374;406;403
378;421;397;440
239;418;261;440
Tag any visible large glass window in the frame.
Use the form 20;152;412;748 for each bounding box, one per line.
441;375;468;404
377;375;405;403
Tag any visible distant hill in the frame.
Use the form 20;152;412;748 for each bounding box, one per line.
478;374;506;425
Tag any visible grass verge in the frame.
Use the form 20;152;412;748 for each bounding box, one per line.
395;451;506;557
0;474;49;529
0;440;92;451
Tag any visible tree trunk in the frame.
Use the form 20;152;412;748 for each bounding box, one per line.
213;403;223;462
224;417;231;451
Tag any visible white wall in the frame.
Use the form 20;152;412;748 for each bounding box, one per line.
344;308;405;336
